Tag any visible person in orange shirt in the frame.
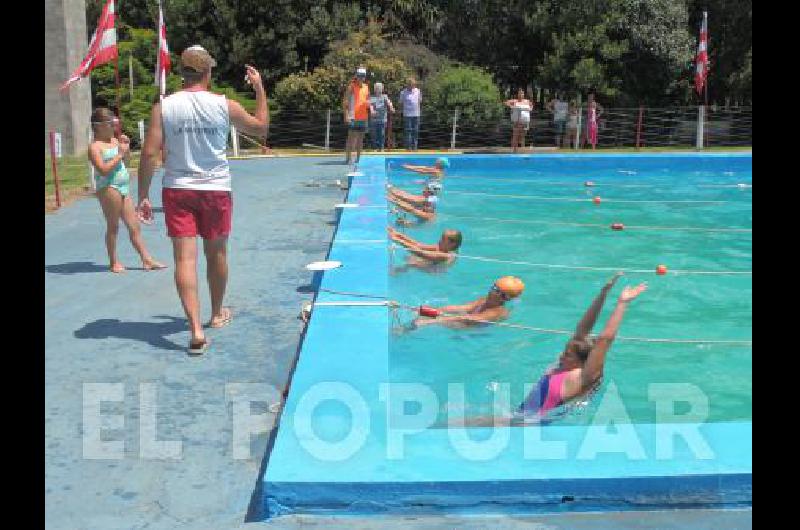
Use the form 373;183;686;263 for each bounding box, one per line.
342;66;373;166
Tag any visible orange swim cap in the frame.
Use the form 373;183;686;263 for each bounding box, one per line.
494;276;525;298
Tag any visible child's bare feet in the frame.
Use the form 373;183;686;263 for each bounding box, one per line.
143;259;167;271
110;263;126;273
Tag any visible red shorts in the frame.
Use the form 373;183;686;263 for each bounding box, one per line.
162;188;232;239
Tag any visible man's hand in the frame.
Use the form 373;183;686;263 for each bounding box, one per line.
244;65;263;91
137;197;154;224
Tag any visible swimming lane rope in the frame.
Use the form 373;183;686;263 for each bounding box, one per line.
440;213;752;234
315;288;752;346
443;190;728;204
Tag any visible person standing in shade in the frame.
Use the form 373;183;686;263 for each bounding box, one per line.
399;78;422;151
137;45;269;355
581;92;604;149
343;67;372;165
547;93;569;148
369;82;395;150
504;89;533;153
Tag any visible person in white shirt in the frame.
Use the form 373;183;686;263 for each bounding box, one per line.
504;89;533;153
547;94;569;148
399;78;422;151
137;45;269;355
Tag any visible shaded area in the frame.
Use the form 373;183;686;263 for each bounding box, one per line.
74;315;187;352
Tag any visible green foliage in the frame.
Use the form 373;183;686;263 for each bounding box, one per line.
424;66;503;127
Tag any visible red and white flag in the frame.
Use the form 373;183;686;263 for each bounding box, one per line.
60;0;117;91
694;11;709;95
155;0;171;96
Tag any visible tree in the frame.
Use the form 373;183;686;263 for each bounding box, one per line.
424;66;503;127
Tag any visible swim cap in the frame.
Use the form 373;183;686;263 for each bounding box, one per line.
436;158;450;169
494;276;525;298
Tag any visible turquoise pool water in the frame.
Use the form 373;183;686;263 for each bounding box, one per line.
388;155;752;425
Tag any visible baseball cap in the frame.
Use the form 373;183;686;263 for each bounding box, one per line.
181;45;217;73
355;67;367;78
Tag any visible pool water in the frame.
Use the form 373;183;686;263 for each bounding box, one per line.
387;155;752;425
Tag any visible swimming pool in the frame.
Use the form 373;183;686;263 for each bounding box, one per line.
389;155;751;426
261;153;752;518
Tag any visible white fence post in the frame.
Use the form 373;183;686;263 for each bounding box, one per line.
696;105;705;149
138;120;145;145
231;124;240;156
575;106;582;150
325;109;331;151
450;108;458;150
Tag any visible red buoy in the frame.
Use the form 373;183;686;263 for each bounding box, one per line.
593;196;602;204
418;305;440;317
656;264;668;275
611;222;624;231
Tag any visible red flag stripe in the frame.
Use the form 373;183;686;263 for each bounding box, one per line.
60;0;117;91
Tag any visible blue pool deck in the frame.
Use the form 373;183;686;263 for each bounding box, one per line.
262;154;752;518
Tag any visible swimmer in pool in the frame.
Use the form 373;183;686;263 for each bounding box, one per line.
388;226;461;272
412;276;525;329
388;180;442;208
389;193;437;225
401;157;449;178
448;273;647;427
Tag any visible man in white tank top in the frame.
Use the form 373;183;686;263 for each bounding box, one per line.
137;45;269;355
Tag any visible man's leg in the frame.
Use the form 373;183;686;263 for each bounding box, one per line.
172;237;205;344
355;130;365;163
404;117;412;151
203;237;230;326
412;117;420;150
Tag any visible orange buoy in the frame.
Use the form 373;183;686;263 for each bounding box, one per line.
593;196;602;204
611;222;624;231
656;264;668;275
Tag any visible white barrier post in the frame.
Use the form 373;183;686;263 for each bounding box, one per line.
325;109;331;151
138;120;145;145
450;108;458;150
575;105;582;150
695;105;705;149
231;124;240;156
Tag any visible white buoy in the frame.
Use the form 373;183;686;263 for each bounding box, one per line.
305;260;343;271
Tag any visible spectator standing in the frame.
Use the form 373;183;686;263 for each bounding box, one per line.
547;94;569;148
399;78;422;151
343;66;372;165
369;82;395;151
504;88;533;153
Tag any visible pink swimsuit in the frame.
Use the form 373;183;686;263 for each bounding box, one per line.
518;369;569;418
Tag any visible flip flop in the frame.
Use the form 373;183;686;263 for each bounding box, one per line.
187;337;210;356
207;307;232;329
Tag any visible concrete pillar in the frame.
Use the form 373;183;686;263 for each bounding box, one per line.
45;0;92;156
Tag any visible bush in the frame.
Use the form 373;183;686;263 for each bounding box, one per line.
424;66;503;127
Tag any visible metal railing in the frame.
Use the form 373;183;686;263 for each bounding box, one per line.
232;105;752;153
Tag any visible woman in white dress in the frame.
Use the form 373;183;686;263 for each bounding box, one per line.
504;88;533;153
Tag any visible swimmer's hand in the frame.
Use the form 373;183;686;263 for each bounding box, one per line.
137;197;154;224
618;283;647;304
605;272;624;289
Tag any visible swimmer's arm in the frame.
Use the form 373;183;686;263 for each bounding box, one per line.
439;299;483;314
88;143;126;176
572;272;623;341
391;198;434;220
138;102;163;201
405;247;451;262
581;283;647;389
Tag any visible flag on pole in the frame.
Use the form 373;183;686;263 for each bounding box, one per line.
60;0;117;91
155;0;171;96
694;11;709;95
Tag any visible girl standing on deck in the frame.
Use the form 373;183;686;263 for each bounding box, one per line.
87;108;165;273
